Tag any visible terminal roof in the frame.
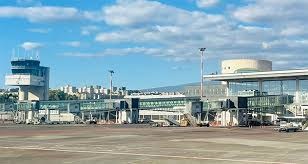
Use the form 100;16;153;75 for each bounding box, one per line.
203;69;308;81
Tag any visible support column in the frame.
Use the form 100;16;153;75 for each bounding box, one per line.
205;100;209;122
130;108;133;124
226;81;230;97
296;78;300;104
224;110;227;126
237;108;239;126
119;111;122;124
107;110;110;122
258;80;264;121
258;80;263;95
116;111;118;124
19;86;29;101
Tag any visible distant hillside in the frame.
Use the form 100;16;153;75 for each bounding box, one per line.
141;82;199;92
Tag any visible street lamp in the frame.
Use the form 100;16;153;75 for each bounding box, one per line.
108;70;114;100
199;48;206;99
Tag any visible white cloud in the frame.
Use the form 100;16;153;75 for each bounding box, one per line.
97;0;227;45
280;26;308;37
95;1;248;61
229;0;308;68
62;47;162;57
83;11;104;22
196;0;219;8
20;42;43;50
102;0;224;27
62;47;194;62
27;28;51;33
62;52;102;57
8;0;308;69
61;41;81;47
16;0;42;6
0;6;79;22
90;0;308;69
95;29;150;42
233;0;308;25
0;6;105;22
262;42;270;49
81;25;100;35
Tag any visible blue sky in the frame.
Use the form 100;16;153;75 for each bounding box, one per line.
1;0;308;89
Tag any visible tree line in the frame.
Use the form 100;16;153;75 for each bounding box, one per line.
48;90;79;101
1;90;80;103
0;93;18;103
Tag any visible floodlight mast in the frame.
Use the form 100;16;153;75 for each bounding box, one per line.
108;70;114;100
199;48;206;99
199;48;207;122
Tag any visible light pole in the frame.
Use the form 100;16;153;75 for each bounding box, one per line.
199;48;206;123
206;98;209;122
199;48;206;98
108;70;114;100
108;70;114;123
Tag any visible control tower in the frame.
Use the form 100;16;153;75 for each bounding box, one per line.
5;58;49;101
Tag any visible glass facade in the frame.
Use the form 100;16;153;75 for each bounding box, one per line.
229;82;259;96
263;80;296;96
203;101;224;111
40;101;69;110
0;103;14;111
39;100;115;112
0;103;4;111
226;79;308;116
139;99;185;108
12;69;40;76
80;101;114;111
230;80;298;97
247;95;293;114
300;80;308;103
11;60;40;67
185;84;227;97
11;59;45;76
15;102;38;111
139;114;181;121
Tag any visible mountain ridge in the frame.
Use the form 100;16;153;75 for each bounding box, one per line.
141;82;199;92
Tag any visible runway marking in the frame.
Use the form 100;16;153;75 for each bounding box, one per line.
0;140;295;156
171;138;308;150
0;146;295;164
106;145;287;156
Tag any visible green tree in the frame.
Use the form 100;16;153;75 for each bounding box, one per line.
66;94;79;100
0;93;18;103
49;90;78;101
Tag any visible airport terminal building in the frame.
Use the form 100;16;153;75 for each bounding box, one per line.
2;58;308;126
203;59;308;126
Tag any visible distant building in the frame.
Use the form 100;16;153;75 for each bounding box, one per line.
60;85;77;95
57;84;128;100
